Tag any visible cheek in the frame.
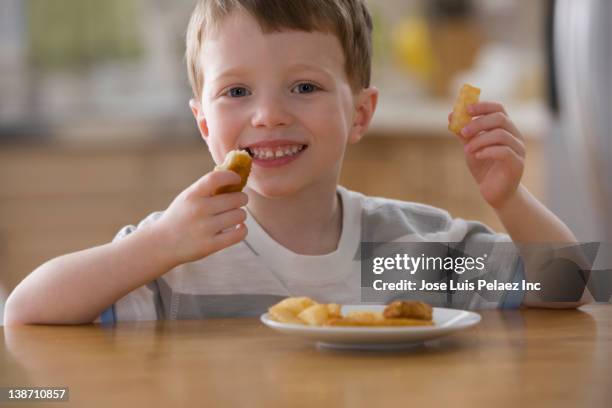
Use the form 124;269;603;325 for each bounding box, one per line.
305;96;352;143
204;104;245;162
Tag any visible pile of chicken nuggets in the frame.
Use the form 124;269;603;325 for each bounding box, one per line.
268;297;434;327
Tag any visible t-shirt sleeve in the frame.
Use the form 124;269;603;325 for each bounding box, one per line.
448;218;524;310
359;197;524;310
96;212;165;322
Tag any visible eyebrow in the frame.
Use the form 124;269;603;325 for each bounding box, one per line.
286;63;333;75
207;66;250;85
210;62;334;85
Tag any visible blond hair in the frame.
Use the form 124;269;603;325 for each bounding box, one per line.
185;0;373;100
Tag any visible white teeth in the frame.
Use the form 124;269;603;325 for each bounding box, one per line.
250;145;305;160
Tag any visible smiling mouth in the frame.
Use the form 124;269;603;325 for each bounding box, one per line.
244;144;308;160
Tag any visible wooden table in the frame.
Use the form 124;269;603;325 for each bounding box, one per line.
1;305;611;407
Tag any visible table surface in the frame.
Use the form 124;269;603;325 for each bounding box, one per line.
1;305;611;408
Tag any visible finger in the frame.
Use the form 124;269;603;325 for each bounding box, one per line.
188;171;242;198
202;192;249;216
465;129;526;158
467;101;508;116
209;223;248;253
461;111;522;141
473;145;521;162
209;208;247;233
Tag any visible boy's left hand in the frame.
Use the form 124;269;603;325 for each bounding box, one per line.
449;102;525;209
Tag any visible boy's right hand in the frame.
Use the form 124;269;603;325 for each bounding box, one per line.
152;170;248;266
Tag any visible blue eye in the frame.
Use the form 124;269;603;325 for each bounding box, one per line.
226;87;251;97
293;83;320;94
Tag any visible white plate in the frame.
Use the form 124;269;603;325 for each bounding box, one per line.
261;305;481;350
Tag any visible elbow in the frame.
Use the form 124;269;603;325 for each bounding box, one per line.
3;289;94;326
3;285;44;326
3;292;29;326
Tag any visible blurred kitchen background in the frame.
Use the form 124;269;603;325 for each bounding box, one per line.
1;0;611;306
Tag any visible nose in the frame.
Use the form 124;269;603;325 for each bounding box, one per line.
250;92;293;129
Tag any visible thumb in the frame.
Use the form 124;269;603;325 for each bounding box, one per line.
190;170;242;197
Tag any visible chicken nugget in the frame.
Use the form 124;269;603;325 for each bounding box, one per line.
383;300;433;321
214;150;252;195
268;307;304;325
326;303;342;319
298;304;331;326
448;84;480;136
270;297;315;315
268;297;317;325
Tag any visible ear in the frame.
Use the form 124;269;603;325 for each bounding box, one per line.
348;87;379;144
189;98;210;141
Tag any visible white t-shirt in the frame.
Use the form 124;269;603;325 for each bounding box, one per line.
101;186;523;322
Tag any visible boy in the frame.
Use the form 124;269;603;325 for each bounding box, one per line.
4;0;587;325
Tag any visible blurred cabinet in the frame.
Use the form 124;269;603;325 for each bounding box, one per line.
343;135;543;231
0;135;542;293
0;144;215;293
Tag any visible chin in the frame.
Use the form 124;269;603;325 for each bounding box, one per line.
247;180;304;199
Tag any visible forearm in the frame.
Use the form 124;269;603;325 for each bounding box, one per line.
495;185;592;307
495;184;577;244
4;224;177;325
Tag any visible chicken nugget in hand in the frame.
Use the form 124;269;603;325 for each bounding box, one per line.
214;150;252;195
449;84;481;136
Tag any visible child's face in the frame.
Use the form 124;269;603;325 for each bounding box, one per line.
191;10;377;198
